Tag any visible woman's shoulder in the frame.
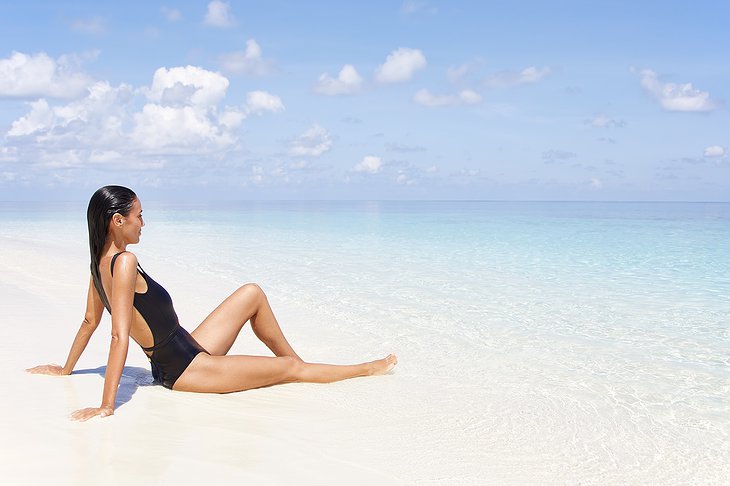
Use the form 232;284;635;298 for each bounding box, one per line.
110;251;138;276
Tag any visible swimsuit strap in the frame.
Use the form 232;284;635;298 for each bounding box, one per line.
110;251;143;276
110;251;125;276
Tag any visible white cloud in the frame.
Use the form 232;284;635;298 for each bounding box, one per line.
413;88;482;107
7;99;54;136
703;145;725;157
133;88;283;152
71;17;105;35
131;104;233;151
354;155;382;174
289;124;332;157
219;39;274;76
314;64;363;95
146;65;229;107
204;1;235;28
375;48;427;84
218;108;246;129
4;65;284;164
7;81;133;143
245;90;284;114
637;69;718;112
486;66;551;88
214;90;284;128
161;7;182;22
0;51;94;99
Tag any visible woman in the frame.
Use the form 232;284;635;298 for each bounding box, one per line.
28;185;397;421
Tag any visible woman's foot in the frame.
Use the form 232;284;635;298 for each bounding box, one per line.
369;354;398;375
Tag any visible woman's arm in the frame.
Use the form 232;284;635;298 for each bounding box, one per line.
26;275;105;376
71;252;137;421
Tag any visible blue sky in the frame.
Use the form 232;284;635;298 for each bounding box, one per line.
0;0;728;201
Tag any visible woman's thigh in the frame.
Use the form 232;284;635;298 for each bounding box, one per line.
191;284;262;356
173;353;297;393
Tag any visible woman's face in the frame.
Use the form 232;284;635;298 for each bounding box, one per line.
119;198;145;244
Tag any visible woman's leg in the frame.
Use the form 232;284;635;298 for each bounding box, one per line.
173;353;397;394
191;283;301;359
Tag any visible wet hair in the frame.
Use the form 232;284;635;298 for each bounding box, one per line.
87;185;137;311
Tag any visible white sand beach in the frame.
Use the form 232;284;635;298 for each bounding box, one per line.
0;236;409;485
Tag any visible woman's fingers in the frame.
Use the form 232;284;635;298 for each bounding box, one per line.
26;364;65;375
70;407;113;422
70;408;97;421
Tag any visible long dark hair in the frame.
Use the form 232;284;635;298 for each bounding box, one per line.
87;185;137;311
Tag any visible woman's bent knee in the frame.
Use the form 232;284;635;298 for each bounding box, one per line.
237;282;264;302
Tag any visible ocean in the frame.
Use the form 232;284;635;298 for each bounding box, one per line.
2;200;728;483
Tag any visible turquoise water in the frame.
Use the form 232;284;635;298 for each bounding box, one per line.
2;200;729;482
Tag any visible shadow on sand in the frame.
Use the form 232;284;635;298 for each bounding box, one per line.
73;365;156;409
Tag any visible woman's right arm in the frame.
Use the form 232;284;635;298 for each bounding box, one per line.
26;275;105;375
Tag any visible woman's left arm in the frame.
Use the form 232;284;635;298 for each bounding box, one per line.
71;253;137;421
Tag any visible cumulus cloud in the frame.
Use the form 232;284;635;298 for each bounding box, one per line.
314;64;363;95
8;81;133;143
375;48;426;84
289;124;332;156
637;68;718;112
219;39;274;76
217;109;246;129
131;104;234;151
204;1;234;28
703;145;725;157
413;88;482;107
354;155;382;174
133;86;283;151
0;51;95;99
7;99;54;136
486;66;551;88
146;65;229;107
4;65;284;164
245;90;284;114
215;90;284;128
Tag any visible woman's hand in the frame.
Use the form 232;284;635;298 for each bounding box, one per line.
70;406;114;422
26;364;69;375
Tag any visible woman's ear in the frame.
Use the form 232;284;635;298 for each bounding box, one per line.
112;213;124;227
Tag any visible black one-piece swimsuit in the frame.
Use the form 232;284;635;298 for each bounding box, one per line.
110;252;208;389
